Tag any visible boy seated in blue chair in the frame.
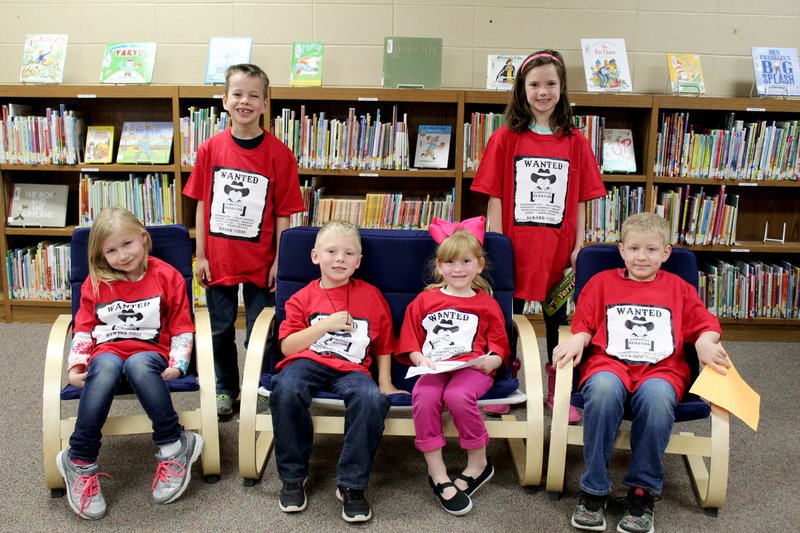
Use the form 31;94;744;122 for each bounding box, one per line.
552;213;731;533
269;220;406;523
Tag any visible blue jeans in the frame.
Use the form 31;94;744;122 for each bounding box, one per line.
206;283;274;397
580;371;677;495
270;358;390;490
69;352;181;463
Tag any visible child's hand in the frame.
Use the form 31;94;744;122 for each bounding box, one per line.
268;259;278;291
471;354;503;374
696;333;730;375
161;367;181;380
67;366;87;388
410;352;435;370
196;257;212;289
552;333;588;368
318;311;355;334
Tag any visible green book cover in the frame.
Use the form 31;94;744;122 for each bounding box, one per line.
382;37;442;88
290;42;324;87
116;121;173;164
542;269;575;316
99;42;157;84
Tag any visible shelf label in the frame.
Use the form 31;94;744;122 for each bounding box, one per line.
359;172;379;177
80;167;100;172
731;248;750;253
738;182;757;186
358;97;378;102
213;94;223;99
77;94;97;99
746;107;766;112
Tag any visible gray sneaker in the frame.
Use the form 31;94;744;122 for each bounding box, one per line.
256;393;270;414
56;449;108;520
616;487;654;533
571;490;608;531
152;431;204;504
217;391;234;416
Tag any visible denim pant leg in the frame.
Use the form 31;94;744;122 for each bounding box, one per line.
124;352;182;448
542;302;568;365
69;353;125;463
270;358;333;483
206;284;241;396
579;371;627;496
332;370;390;490
624;377;677;494
242;284;275;374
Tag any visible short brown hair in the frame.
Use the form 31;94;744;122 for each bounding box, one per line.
224;63;270;98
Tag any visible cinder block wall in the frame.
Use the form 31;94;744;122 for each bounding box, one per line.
1;0;798;96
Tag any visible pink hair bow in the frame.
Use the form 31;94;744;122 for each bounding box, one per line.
428;216;486;245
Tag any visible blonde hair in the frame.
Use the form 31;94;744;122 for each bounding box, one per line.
314;220;362;252
621;212;670;246
87;207;152;291
426;230;493;295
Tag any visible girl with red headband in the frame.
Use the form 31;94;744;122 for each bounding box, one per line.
471;49;606;423
396;216;510;516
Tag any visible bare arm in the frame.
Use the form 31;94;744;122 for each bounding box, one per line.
195;200;211;288
376;354;408;395
552;331;592;368
572;201;587;271
268;216;290;289
695;331;730;375
487;196;503;234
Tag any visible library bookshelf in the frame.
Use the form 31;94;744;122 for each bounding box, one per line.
0;85;798;337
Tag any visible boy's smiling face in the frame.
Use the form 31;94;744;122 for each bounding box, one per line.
311;233;362;288
618;230;671;282
222;72;266;138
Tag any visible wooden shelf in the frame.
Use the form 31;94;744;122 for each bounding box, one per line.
1;164;177;173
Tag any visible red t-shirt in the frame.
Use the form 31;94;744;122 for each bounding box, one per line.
572;268;722;400
73;257;195;364
396;288;510;368
183;129;305;287
277;279;396;376
471;126;606;300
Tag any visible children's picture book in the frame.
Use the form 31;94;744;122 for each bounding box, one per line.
581;38;632;92
205;37;252;84
751;47;800;96
602;128;637;174
666;52;705;94
116;122;173;164
99;42;157;84
290;42;324;87
7;183;69;227
19;34;68;84
84;126;115;164
382;37;442;88
414;125;452;169
486;54;526;91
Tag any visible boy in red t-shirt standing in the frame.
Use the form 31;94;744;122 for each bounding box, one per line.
184;64;304;416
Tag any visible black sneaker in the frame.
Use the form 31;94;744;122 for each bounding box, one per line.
616;487;654;533
336;486;372;523
278;479;307;513
571;490;608;531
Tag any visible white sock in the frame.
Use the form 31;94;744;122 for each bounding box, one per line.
160;439;181;457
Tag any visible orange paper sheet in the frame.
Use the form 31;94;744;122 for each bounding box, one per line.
689;359;760;431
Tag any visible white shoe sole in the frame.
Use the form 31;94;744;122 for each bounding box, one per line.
56;449;105;520
336;487;372;522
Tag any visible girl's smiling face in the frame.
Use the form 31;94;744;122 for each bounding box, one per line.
525;63;561;126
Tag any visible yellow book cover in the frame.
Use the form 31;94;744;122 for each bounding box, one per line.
666;53;705;94
84;126;115;164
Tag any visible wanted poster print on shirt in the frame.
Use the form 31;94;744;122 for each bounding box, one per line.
606;304;675;365
309;313;371;364
95;297;161;345
513;156;569;227
421;308;479;362
209;167;268;241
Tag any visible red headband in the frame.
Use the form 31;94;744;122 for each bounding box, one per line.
520;53;562;72
429;216;486;245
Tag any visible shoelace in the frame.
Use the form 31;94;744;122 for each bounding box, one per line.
152;460;186;492
73;471;110;518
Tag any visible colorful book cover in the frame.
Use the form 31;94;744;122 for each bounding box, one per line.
84;126;115;164
751;47;800;96
290;42;324;87
99;42;157;84
542;269;575;316
19;34;68;84
382;37;442;88
7;183;69;227
414;125;452;169
116;122;173;164
666;52;705;94
486;54;525;91
581;38;632;92
602;128;637;173
205;37;252;84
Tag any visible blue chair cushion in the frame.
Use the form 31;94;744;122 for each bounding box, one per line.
570;392;711;422
61;375;200;401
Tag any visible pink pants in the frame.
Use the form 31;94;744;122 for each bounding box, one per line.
412;367;494;452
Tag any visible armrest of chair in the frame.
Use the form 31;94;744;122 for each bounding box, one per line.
511;313;544;485
193;307;220;476
545;325;575;494
42;314;73;490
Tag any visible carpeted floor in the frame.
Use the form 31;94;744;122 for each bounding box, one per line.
1;322;796;532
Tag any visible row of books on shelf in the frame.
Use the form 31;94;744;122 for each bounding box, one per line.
699;259;800;319
271;106;410;171
6;241;71;300
584;185;646;243
180;106;230;165
654;112;800;181
653;185;739;246
463;112;504;171
79;173;177;227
